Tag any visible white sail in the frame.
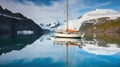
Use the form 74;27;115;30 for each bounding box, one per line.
57;19;84;31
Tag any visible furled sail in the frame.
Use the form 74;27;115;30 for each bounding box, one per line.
57;19;84;32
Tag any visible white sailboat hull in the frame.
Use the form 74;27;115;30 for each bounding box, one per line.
50;37;82;42
54;33;84;38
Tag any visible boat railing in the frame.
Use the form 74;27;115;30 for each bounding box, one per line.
55;29;83;34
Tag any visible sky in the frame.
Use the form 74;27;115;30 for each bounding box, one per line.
0;0;120;25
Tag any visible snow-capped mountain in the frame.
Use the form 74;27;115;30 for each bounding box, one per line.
82;9;120;20
57;9;120;31
40;21;60;31
46;22;60;28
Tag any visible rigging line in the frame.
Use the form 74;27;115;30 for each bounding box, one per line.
70;46;76;66
69;4;73;20
66;0;69;32
68;3;76;30
66;44;69;67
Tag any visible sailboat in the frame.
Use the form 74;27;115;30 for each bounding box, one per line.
54;0;84;38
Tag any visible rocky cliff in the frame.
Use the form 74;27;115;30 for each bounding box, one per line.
0;5;43;34
79;9;120;33
82;17;120;33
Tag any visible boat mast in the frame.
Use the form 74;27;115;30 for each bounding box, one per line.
66;0;69;32
66;44;69;67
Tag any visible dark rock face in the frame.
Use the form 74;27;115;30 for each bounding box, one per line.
105;26;120;33
81;17;120;33
0;6;3;11
0;5;43;34
80;23;93;32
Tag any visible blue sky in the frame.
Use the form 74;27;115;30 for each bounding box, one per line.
13;0;60;6
0;0;120;24
12;0;120;12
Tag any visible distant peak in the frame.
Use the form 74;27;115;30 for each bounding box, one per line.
0;5;3;11
84;9;120;16
91;9;119;13
78;9;120;21
92;8;98;11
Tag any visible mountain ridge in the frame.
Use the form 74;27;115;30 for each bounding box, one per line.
57;9;120;32
0;5;43;34
79;9;120;33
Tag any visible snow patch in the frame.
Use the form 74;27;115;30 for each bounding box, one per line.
0;14;21;20
47;22;60;28
17;30;34;35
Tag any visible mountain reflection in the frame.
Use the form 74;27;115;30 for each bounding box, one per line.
0;33;42;56
84;33;120;46
49;33;120;56
0;33;120;67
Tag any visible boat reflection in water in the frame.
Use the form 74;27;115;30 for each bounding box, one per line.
49;37;84;67
49;36;120;55
50;37;84;47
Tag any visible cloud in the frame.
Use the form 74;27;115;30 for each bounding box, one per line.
70;0;111;10
12;0;60;6
0;0;66;25
67;0;112;18
0;0;113;26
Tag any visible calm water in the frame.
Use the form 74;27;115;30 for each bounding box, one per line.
0;32;120;67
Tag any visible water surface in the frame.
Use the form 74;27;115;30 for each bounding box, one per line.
0;33;120;67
